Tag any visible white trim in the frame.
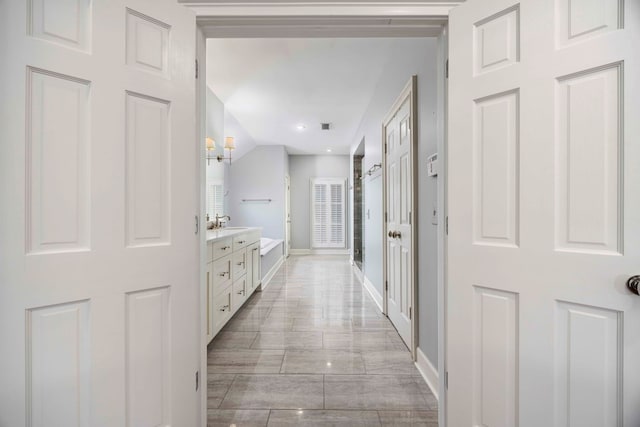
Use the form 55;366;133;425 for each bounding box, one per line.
415;347;439;401
259;255;284;291
353;264;384;312
363;275;383;312
290;249;350;256
436;26;448;427
184;2;461;18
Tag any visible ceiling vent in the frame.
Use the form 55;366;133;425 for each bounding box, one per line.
321;123;331;130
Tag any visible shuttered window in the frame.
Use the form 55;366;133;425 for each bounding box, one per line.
207;183;224;221
311;178;346;248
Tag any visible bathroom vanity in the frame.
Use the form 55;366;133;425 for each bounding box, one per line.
206;227;261;342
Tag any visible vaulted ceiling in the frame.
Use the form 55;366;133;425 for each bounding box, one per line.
206;38;397;155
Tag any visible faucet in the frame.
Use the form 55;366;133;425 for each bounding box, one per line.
210;214;231;230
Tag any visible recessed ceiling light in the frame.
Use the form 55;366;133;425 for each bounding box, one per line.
296;124;306;131
326;148;332;153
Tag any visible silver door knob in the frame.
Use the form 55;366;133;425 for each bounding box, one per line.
627;276;640;295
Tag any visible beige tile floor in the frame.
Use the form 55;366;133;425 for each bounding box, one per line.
207;255;438;427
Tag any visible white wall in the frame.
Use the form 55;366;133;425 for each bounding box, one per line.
349;37;440;367
289;155;350;250
226;146;289;240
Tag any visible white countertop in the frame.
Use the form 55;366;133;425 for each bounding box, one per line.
206;227;261;242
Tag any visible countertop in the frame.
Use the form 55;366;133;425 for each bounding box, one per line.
206;227;261;242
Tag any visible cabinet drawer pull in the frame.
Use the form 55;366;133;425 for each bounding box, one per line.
237;290;245;295
238;240;246;244
219;272;229;277
220;304;230;312
236;261;245;266
221;246;230;251
253;248;258;252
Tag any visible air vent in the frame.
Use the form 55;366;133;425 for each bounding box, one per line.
321;123;331;130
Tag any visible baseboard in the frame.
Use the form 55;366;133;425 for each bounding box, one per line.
259;255;284;291
290;249;350;256
363;275;384;312
290;249;311;255
352;265;384;312
415;347;439;401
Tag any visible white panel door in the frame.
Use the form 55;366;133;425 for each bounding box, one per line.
448;0;639;426
384;77;416;351
0;1;198;426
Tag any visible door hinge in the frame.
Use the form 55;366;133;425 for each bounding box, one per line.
409;306;412;320
384;143;388;154
385;280;388;291
445;216;449;235
195;215;199;235
445;59;449;79
195;59;199;79
195;370;199;391
445;371;449;389
385;212;388;223
409;211;412;225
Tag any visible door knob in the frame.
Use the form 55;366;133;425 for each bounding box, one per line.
388;231;394;238
627;275;640;295
393;231;401;239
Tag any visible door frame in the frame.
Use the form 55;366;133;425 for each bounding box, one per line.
190;4;458;426
381;76;419;359
285;174;291;258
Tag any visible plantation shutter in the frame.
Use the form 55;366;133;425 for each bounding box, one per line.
311;178;346;248
207;183;224;220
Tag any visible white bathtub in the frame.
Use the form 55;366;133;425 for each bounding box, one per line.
259;238;284;290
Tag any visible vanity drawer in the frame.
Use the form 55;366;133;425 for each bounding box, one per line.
232;276;248;312
212;237;233;260
212;255;232;294
232;233;250;251
212;285;232;335
232;250;247;278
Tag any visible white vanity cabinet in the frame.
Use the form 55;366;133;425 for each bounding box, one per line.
206;228;261;342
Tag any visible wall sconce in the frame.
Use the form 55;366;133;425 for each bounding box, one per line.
205;137;216;165
217;136;235;165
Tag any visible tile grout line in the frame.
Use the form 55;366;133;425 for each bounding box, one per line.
216;373;236;409
322;374;326;410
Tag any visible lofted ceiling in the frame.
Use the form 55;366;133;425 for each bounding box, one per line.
206;38;400;155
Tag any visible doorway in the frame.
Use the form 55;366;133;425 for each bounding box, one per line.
353;139;365;271
195;11;450;427
285;174;291;258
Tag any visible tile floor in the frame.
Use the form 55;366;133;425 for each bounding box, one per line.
207;255;438;427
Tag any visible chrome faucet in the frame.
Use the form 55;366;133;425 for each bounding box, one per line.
210;214;231;230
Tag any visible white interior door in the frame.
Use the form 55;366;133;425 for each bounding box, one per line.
448;0;640;425
384;77;416;351
0;1;199;426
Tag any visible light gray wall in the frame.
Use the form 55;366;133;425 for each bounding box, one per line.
226;146;289;240
206;88;225;189
349;38;440;366
289;155;350;250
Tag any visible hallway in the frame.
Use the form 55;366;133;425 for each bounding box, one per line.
207;255;438;426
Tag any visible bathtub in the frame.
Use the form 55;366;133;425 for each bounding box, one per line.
260;238;284;290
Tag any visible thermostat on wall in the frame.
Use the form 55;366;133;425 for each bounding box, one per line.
426;153;438;177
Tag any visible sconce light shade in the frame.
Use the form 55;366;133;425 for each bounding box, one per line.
224;136;236;150
206;137;215;151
